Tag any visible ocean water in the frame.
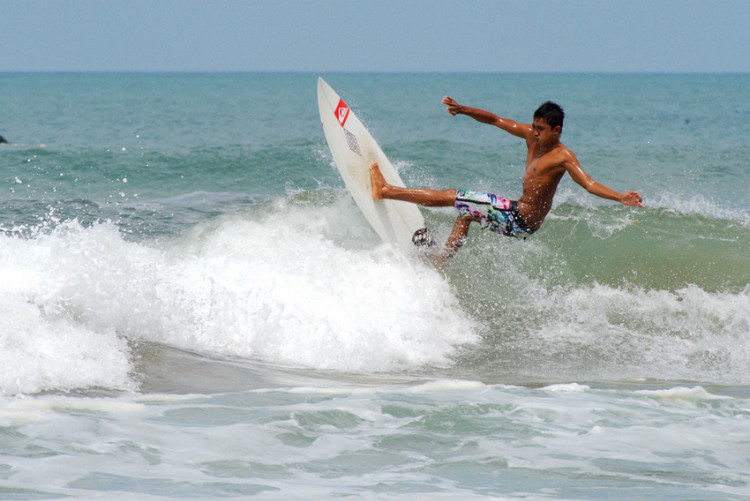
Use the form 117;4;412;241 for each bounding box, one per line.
0;72;748;500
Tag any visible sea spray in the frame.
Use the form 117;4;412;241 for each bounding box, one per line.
0;201;480;394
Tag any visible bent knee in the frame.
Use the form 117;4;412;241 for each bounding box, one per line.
458;215;479;224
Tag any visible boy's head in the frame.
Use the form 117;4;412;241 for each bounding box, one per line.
534;101;565;132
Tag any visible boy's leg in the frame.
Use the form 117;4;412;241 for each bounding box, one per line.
370;163;456;207
431;215;476;268
370;162;476;265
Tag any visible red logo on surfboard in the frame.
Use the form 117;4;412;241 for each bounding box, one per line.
335;99;350;127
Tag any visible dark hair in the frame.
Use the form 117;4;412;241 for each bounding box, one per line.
534;101;564;130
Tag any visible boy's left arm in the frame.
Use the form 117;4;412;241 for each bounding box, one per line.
564;153;643;207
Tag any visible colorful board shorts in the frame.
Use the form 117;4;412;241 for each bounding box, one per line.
455;190;534;238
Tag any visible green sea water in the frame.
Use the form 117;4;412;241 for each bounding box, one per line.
0;73;748;500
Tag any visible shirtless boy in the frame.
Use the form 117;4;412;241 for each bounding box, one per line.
370;97;643;265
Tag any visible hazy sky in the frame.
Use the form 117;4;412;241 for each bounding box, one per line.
1;0;748;73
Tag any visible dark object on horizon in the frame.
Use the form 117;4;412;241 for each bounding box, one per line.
0;135;8;144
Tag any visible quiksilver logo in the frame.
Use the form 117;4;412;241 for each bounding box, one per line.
335;99;349;127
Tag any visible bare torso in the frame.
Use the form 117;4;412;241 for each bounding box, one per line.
439;96;643;231
516;142;569;229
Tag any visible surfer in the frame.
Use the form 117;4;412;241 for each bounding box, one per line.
370;98;643;265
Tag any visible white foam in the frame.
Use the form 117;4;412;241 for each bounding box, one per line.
526;282;750;383
0;228;133;393
635;386;728;402
0;201;479;394
647;192;750;223
405;379;488;393
543;383;591;392
3;191;746;394
8;395;146;415
0;278;134;395
141;201;479;371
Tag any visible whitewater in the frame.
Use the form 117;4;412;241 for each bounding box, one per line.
0;73;747;499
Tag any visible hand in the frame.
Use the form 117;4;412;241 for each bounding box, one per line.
620;191;644;207
442;96;461;116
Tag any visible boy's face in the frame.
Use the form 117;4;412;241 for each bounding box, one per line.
532;117;561;146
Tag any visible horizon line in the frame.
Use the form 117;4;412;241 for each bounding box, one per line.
2;70;749;76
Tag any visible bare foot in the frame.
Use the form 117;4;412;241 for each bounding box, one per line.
370;162;387;200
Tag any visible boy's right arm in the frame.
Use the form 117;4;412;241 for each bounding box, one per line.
442;96;531;139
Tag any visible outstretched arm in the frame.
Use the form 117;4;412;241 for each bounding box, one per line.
564;154;644;207
442;96;531;139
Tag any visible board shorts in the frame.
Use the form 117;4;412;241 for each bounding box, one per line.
455;190;535;238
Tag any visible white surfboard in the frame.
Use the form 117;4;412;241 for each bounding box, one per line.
317;77;433;251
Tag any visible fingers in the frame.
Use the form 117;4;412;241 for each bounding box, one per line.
632;191;644;207
442;96;459;116
622;191;644;207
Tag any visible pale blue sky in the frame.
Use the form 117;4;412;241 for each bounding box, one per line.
1;0;748;73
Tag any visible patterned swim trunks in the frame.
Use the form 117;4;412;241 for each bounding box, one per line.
455;190;534;237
